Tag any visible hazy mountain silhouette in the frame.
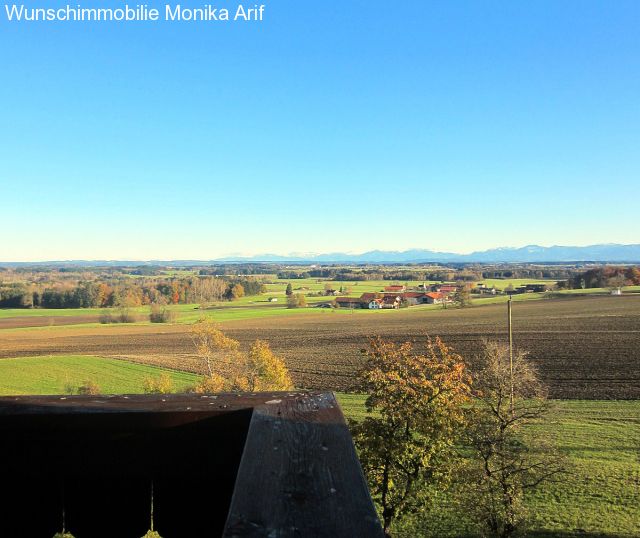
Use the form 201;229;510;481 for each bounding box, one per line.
4;244;640;266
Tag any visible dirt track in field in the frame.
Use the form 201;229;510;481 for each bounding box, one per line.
1;295;639;398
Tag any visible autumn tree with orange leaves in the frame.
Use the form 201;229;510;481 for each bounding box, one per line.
350;336;472;537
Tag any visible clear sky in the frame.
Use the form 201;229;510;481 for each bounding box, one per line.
1;0;638;261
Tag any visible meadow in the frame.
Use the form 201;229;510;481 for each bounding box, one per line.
0;355;198;395
341;395;640;538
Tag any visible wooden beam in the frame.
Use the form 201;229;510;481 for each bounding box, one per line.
224;392;384;538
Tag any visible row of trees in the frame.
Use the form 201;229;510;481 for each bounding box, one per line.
277;266;576;282
0;276;268;309
351;337;564;537
569;266;640;289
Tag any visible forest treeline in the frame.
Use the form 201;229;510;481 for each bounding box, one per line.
278;267;577;282
0;276;267;308
567;266;640;289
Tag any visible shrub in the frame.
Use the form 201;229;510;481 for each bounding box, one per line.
99;308;139;324
143;373;174;394
99;311;114;324
149;305;176;323
77;380;101;395
117;308;138;323
191;374;226;394
287;293;307;308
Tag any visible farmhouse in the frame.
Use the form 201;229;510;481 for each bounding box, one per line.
335;297;363;309
382;295;402;309
472;285;497;295
384;285;406;293
525;284;549;293
403;292;426;305
437;285;457;294
424;292;446;304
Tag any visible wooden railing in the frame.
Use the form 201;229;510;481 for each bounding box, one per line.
0;392;383;538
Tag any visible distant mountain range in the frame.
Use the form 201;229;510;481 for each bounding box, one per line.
3;244;640;266
216;244;640;263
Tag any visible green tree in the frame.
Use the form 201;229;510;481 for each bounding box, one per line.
285;282;293;296
350;336;472;536
453;284;472;308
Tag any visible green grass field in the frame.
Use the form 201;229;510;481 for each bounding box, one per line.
336;394;640;538
0;355;199;395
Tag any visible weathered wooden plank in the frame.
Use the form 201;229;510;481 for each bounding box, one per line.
224;392;384;538
0;392;305;414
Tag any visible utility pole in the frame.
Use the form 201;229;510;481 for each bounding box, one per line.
508;294;514;417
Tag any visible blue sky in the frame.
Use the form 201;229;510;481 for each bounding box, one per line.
1;1;638;261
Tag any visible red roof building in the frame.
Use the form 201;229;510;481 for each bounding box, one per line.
424;292;446;304
384;285;406;292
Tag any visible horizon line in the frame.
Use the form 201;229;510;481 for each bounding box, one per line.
1;242;639;264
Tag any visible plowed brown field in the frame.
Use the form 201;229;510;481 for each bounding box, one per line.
0;315;100;330
1;295;638;398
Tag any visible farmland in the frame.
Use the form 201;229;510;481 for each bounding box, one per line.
1;274;639;538
1;294;638;398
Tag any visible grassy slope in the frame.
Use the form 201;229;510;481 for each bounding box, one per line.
336;394;640;538
0;355;199;395
526;401;640;537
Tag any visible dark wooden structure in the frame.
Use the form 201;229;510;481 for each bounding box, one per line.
0;391;383;537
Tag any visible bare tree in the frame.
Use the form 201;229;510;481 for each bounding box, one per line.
462;340;566;537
